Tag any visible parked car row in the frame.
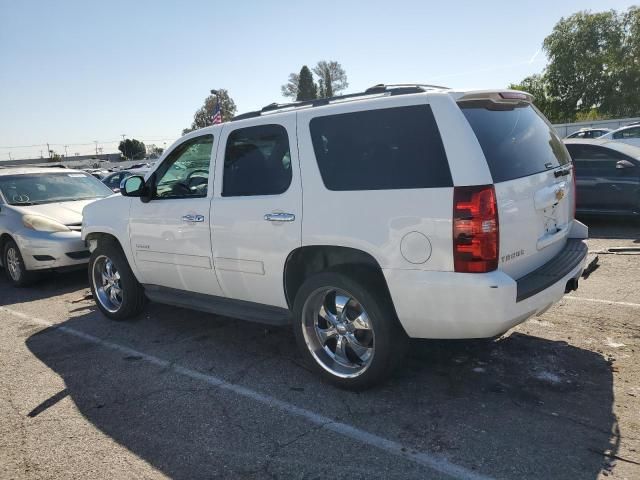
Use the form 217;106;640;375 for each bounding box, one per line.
101;168;150;193
565;122;640;146
85;163;155;191
5;84;636;388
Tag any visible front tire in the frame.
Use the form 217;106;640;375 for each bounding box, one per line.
293;272;408;390
89;240;145;320
3;239;36;287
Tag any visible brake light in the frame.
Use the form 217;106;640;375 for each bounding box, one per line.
499;91;529;100
453;185;499;273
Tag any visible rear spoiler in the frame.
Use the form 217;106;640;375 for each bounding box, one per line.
455;90;534;105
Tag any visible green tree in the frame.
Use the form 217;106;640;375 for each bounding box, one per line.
543;10;623;121
182;89;237;135
509;74;564;122
296;65;317;101
511;7;640;122
47;151;62;163
313;60;348;98
118;139;146;160
281;60;348;100
614;6;640;117
281;72;300;99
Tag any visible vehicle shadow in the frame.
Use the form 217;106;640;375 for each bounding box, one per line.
25;304;618;479
579;215;640;241
0;268;89;307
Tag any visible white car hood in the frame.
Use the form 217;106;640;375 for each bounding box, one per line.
12;199;97;225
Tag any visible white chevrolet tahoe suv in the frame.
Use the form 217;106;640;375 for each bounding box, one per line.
82;84;589;389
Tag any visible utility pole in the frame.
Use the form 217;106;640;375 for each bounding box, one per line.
40;150;43;159
64;145;69;157
47;143;51;159
8;152;12;160
94;141;98;156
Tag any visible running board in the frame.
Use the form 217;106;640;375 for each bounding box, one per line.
143;284;291;326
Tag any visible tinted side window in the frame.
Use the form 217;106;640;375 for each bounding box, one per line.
309;105;452;191
223;124;292;197
460;102;571;183
567;145;622;175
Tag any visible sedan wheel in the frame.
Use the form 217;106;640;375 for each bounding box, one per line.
3;239;36;287
6;245;22;282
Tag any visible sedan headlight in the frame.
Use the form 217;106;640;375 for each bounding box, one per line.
22;215;71;232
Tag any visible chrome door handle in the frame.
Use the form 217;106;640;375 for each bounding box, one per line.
264;212;295;222
182;214;205;223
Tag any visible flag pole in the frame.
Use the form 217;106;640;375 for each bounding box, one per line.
210;89;221;125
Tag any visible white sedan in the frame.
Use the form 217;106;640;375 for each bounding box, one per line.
600;124;640;147
0;166;114;286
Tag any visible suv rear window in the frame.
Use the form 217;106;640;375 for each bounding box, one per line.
460;102;570;183
309;105;452;191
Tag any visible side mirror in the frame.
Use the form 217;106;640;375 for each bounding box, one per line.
121;175;145;197
616;160;636;170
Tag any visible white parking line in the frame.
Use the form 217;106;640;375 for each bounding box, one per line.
565;296;640;308
0;305;493;480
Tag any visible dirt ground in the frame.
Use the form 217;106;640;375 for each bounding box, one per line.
0;216;638;480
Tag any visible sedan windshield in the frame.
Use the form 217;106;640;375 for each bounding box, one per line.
0;172;113;205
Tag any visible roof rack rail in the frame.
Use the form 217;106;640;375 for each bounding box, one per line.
364;83;450;93
231;82;449;122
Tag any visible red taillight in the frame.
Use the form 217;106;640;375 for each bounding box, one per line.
453;185;499;273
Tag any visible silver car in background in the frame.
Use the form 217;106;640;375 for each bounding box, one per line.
0;166;114;286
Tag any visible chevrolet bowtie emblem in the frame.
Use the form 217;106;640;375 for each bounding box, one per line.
555;189;565;201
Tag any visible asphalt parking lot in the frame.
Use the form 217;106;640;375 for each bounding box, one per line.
1;218;639;480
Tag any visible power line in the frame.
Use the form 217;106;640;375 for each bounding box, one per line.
0;136;177;149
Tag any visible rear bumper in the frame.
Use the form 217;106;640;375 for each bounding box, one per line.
384;239;588;339
13;228;90;271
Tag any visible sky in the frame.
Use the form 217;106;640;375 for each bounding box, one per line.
0;0;637;160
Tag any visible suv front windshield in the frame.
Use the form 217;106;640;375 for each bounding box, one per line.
0;172;113;205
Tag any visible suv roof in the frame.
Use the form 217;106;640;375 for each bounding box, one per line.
233;84;449;121
231;83;533;122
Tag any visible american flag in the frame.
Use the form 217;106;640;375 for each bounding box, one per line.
211;99;222;125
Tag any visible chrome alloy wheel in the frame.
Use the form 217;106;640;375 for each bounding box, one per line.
301;287;375;378
92;255;123;313
6;246;21;281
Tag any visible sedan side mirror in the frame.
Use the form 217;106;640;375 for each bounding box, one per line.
616;160;636;170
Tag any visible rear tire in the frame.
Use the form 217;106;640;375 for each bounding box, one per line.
89;240;145;320
3;239;37;287
293;271;408;390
